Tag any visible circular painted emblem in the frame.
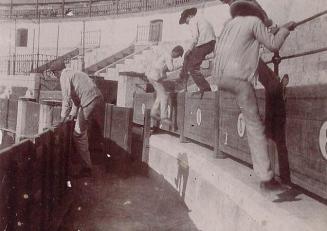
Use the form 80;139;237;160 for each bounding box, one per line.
196;108;202;126
319;121;327;160
167;105;171;118
237;113;246;137
0;130;3;145
141;103;145;115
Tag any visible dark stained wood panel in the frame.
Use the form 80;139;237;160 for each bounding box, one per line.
133;93;155;125
184;92;216;147
285;84;327;199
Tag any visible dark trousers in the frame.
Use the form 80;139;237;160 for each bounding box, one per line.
180;40;216;91
73;96;105;169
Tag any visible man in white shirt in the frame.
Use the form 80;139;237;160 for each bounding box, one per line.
48;59;104;177
213;0;296;191
179;7;216;93
145;46;184;125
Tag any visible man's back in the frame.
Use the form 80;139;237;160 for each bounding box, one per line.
60;68;102;108
214;16;289;81
190;14;216;47
145;50;173;81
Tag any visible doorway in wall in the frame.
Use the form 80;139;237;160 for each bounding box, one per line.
148;19;163;43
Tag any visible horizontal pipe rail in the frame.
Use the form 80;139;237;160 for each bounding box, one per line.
265;46;327;64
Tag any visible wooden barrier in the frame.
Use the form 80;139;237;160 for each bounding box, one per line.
0;99;19;132
0;121;73;230
132;85;327;199
15;98;40;142
160;92;185;133
0;99;9;128
132;93;155;125
38;100;62;133
183;92;216;147
91;77;118;104
0;129;15;150
142;109;151;163
104;104;133;157
218;89;282;176
285;85;327;199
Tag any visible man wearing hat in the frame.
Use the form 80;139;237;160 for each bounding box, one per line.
179;7;216;94
145;45;184;125
48;59;104;177
213;0;296;191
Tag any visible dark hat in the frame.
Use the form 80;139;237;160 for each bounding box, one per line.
48;58;66;72
179;8;197;24
230;0;273;27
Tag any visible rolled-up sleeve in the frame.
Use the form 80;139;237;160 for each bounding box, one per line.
165;54;174;71
60;71;73;119
252;18;290;52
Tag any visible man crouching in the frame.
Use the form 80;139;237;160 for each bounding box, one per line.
48;59;104;178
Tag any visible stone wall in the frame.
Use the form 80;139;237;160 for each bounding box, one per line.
259;0;327;86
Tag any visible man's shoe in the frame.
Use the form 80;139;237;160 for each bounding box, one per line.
260;178;282;192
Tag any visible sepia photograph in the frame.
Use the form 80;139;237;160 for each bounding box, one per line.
0;0;326;230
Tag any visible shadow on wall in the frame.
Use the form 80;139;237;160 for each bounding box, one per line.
175;152;189;200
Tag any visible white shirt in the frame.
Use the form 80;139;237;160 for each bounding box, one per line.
60;68;102;118
145;50;179;81
188;14;216;50
213;16;290;83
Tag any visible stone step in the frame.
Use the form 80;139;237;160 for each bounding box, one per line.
147;134;327;231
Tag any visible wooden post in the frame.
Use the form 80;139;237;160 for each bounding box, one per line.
142;109;151;163
272;52;281;76
116;0;119;14
179;92;186;143
214;91;226;158
89;0;92;17
15;98;36;142
103;104;113;155
125;108;133;155
62;0;65;17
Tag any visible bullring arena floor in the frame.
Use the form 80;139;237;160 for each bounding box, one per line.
59;159;198;231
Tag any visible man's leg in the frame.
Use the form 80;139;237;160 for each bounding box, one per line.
74;107;92;170
219;77;274;182
150;81;161;120
156;82;169;120
90;96;106;157
188;42;215;92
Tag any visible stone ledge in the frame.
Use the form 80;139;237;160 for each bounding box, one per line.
147;134;327;231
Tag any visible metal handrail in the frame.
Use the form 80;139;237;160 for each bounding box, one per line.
266;46;327;64
269;9;327;75
0;0;216;19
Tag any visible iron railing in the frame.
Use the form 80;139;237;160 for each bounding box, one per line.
0;0;215;19
0;54;57;75
80;30;101;48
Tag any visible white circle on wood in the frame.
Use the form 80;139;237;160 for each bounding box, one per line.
196;108;202;126
0;130;3;145
141;103;145;115
167;105;171;118
319;121;327;160
237;113;246;137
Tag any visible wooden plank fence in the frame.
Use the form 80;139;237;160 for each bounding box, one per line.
0;121;74;230
104;104;133;158
132;84;327;200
